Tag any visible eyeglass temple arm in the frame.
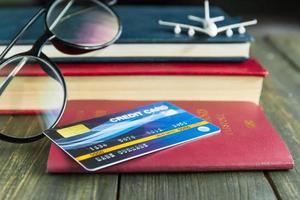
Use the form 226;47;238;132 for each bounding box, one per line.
0;8;46;96
0;8;46;60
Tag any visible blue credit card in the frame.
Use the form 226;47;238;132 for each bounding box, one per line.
44;102;221;171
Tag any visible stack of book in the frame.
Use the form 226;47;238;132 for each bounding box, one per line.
0;5;293;172
0;6;267;110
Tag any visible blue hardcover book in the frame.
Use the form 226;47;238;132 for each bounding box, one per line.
0;6;253;62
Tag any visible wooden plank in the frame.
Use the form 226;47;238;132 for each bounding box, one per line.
0;116;119;200
252;37;300;200
119;172;276;200
267;33;300;70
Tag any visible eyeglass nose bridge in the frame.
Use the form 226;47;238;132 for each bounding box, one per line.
28;30;55;57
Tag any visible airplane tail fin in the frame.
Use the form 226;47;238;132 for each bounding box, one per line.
204;0;210;20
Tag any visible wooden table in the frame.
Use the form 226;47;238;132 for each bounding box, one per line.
0;34;299;200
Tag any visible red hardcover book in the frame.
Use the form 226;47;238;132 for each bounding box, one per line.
0;58;267;110
12;58;267;77
47;100;294;173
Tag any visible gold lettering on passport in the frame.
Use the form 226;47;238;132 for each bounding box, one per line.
196;109;212;122
215;113;233;135
95;110;107;117
244;120;256;129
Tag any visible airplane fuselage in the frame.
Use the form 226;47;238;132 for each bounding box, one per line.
203;20;218;37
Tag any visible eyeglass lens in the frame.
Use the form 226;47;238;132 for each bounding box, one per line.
0;56;65;138
46;0;120;48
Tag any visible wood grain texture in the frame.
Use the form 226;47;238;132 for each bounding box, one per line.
252;37;300;200
0;115;119;200
119;172;276;200
267;33;300;71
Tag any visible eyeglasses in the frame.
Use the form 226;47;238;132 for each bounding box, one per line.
0;0;121;143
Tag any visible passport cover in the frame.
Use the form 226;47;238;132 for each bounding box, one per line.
47;100;294;173
13;58;267;77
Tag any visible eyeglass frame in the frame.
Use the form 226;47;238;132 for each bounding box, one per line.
0;0;122;143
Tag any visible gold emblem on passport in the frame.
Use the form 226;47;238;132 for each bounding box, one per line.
244;120;256;129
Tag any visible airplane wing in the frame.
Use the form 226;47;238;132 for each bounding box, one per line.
158;20;208;35
217;19;258;33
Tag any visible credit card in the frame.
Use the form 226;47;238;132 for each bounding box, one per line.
44;102;221;171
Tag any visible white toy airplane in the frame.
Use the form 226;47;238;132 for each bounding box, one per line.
159;0;257;37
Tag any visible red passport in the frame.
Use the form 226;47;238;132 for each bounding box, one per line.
47;100;294;173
